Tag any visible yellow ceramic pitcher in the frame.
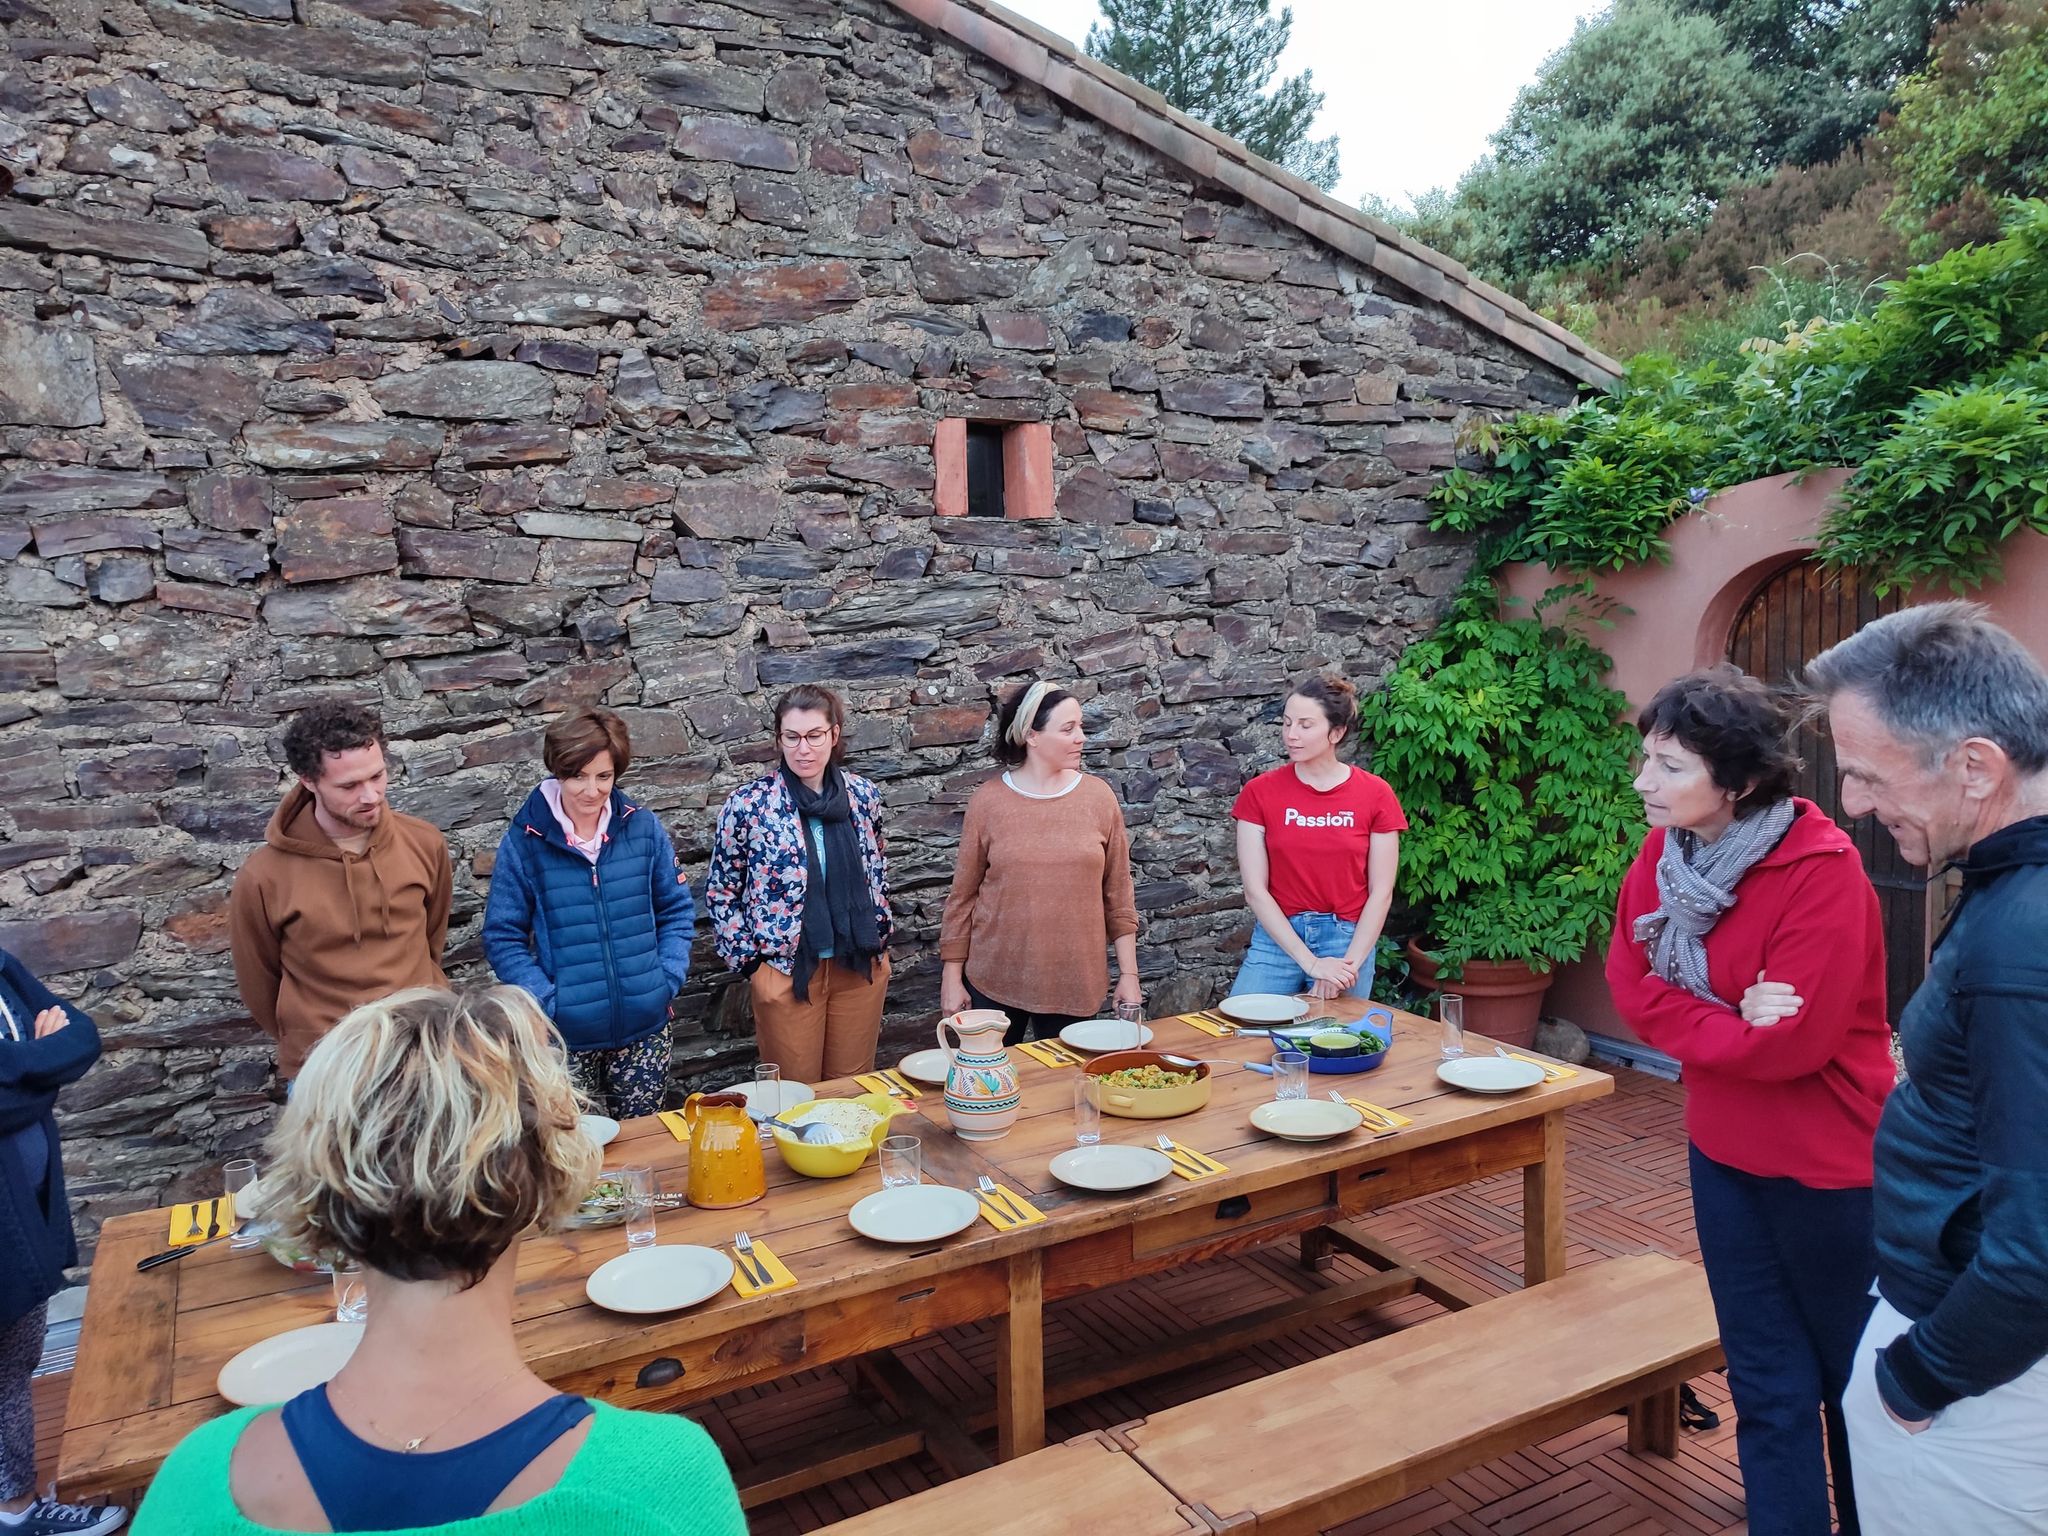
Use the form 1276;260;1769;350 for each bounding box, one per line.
681;1092;766;1209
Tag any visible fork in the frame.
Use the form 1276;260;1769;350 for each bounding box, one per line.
975;1174;1025;1222
183;1201;205;1241
1155;1133;1213;1175
1332;1089;1393;1133
733;1231;770;1288
1192;1010;1239;1035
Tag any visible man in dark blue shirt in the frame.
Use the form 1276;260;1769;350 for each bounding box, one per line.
1805;602;2048;1534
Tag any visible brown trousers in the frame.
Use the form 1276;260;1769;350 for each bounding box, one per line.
750;953;891;1083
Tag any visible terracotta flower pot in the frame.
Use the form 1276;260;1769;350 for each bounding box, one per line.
1405;940;1553;1051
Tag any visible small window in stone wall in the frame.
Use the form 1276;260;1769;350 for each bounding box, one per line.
934;419;1053;519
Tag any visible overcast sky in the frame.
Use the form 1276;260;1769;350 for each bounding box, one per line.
1000;0;1608;211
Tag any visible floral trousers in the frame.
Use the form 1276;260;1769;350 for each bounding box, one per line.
1;1302;45;1500
567;1028;672;1120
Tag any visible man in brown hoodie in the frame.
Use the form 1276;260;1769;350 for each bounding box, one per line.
228;701;452;1078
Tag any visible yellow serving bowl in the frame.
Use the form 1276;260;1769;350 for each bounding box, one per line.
768;1092;912;1178
1085;1050;1213;1119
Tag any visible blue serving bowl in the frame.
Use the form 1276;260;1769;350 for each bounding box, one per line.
1304;1031;1390;1075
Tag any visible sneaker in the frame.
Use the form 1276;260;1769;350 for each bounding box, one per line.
8;1499;127;1535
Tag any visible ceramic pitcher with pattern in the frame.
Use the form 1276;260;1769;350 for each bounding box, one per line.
937;1009;1020;1142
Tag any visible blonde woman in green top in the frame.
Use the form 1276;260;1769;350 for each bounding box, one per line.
132;986;746;1536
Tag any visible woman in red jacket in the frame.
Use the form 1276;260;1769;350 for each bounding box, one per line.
1607;667;1893;1536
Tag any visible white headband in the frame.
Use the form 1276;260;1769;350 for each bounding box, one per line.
1006;680;1063;746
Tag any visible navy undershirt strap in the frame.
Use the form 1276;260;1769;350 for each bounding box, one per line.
279;1383;593;1532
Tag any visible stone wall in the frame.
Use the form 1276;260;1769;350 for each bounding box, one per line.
0;0;1578;1252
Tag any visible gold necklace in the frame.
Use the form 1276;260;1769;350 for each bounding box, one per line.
339;1360;533;1454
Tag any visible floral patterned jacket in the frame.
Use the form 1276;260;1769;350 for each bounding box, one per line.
704;770;892;973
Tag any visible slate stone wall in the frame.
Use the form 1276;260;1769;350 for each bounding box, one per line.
0;0;1578;1249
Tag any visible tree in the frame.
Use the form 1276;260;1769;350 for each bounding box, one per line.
1086;0;1340;191
1672;0;1961;166
1878;0;2048;246
1407;0;1770;283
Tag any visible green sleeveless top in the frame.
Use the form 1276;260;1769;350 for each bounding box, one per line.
131;1399;748;1536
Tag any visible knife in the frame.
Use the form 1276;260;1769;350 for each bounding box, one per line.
202;1198;223;1242
137;1233;229;1270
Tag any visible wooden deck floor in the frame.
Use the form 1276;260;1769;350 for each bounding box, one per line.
34;1067;1745;1533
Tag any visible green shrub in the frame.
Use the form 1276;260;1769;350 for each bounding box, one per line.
1359;582;1644;973
1439;201;2048;587
1818;363;2048;589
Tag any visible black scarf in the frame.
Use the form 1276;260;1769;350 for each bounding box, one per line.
783;765;881;1002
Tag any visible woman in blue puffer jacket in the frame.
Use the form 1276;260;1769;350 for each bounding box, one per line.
483;707;694;1119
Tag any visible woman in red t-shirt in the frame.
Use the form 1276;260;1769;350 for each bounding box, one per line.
1231;676;1407;1000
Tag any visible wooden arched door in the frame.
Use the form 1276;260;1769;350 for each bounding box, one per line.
1726;559;1922;1021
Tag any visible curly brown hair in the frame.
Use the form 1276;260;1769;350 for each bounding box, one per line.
283;700;386;783
1638;666;1801;811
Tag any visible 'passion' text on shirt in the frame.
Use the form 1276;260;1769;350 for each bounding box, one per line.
1282;808;1357;829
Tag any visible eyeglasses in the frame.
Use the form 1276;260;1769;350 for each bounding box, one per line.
779;728;835;749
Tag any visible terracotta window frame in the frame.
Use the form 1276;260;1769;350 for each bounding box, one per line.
934;418;1053;519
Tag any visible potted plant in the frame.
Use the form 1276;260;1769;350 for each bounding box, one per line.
1358;580;1642;1048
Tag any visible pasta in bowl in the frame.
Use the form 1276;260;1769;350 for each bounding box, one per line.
1082;1050;1212;1119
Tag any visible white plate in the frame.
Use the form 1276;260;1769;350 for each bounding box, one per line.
735;1081;813;1121
848;1184;982;1244
1049;1143;1175;1192
1436;1057;1547;1094
585;1245;735;1314
217;1322;365;1407
578;1114;620;1148
1251;1099;1364;1142
1218;994;1311;1026
898;1049;950;1086
1058;1019;1155;1053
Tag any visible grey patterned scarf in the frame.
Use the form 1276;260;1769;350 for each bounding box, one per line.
1634;798;1797;1005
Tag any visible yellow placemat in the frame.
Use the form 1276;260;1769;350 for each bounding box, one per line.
1013;1040;1076;1069
730;1237;798;1297
975;1183;1047;1230
1178;1012;1235;1038
657;1109;691;1142
166;1197;236;1247
1342;1097;1413;1131
1158;1139;1229;1180
1500;1050;1577;1082
853;1071;918;1098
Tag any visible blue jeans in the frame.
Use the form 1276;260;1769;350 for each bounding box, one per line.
1231;913;1375;999
1689;1144;1874;1536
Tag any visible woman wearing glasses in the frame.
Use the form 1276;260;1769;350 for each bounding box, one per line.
706;685;893;1081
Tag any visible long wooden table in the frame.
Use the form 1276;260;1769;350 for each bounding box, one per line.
58;1003;1610;1501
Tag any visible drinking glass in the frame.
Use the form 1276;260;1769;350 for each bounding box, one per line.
752;1062;782;1137
1113;999;1145;1049
331;1262;368;1323
1439;993;1467;1060
1073;1074;1101;1145
622;1165;658;1250
1272;1049;1310;1101
879;1135;921;1188
223;1158;261;1249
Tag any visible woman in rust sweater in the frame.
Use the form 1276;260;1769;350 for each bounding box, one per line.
939;681;1141;1044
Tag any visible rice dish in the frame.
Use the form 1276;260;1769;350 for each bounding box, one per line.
1099;1065;1199;1090
780;1099;884;1146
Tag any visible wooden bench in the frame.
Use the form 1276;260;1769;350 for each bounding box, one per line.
1111;1252;1722;1533
816;1253;1719;1534
812;1431;1207;1535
